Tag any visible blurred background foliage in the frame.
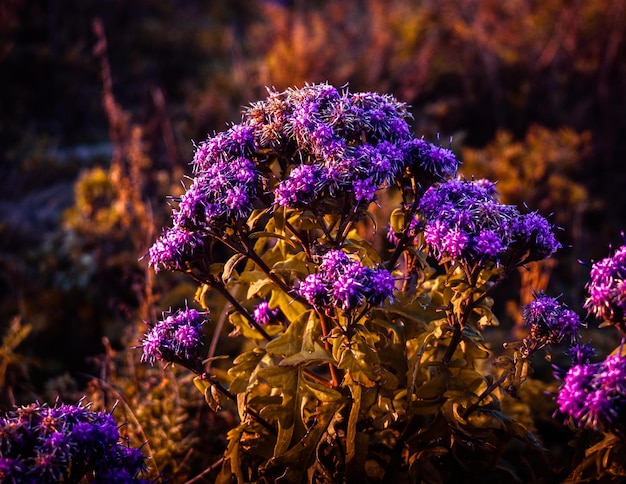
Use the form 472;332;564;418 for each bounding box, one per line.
1;0;626;480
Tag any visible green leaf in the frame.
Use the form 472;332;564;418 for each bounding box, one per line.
229;312;282;341
334;333;380;387
247;207;269;231
228;348;267;394
249;231;298;249
260;403;340;483
223;253;247;283
390;207;405;234
346;384;361;463
246;276;274;299
301;377;344;403
279;341;334;366
268;287;309;325
266;311;310;357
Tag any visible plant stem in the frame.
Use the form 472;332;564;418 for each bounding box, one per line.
319;311;339;388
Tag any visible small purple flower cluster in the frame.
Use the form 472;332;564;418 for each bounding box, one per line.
521;292;583;354
141;306;207;367
419;179;561;265
584;244;626;325
298;249;395;311
245;84;460;208
148;226;203;273
148;125;258;271
0;401;149;483
556;348;626;431
253;301;279;325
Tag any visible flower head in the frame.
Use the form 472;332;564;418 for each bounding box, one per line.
0;401;149;483
298;250;395;312
584;244;626;325
253;301;279;325
555;349;626;432
419;179;560;266
148;226;203;273
521;292;583;354
140;305;207;368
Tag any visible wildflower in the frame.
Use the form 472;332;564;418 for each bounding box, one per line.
510;211;562;262
365;268;396;306
419;179;560;266
140;306;207;368
298;273;329;307
253;301;278;325
0;401;149;483
555;349;626;432
403;138;460;181
584;244;626;325
521;292;583;355
298;250;395;312
274;164;327;208
148;226;203;273
566;342;597;365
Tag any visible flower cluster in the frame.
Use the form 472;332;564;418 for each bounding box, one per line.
418;179;561;265
0;401;149;483
555;348;626;432
245;83;460;208
521;292;583;355
148;84;463;272
253;301;279;325
148;126;258;272
298;249;395;311
140;306;207;368
584;244;626;326
148;226;203;273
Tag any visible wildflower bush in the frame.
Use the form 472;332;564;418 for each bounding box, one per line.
139;83;626;482
0;400;150;483
6;82;626;483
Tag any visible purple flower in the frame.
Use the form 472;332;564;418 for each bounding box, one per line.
274;164;327;208
521;292;583;352
140;306;207;367
299;250;395;311
420;179;560;266
0;402;150;483
584;245;626;325
0;457;24;483
298;273;329;307
365;268;396;306
403;138;460;181
172;324;203;358
332;264;368;310
566;342;597;366
352;178;378;204
148;226;203;273
473;230;506;260
510;211;562;262
253;301;278;325
555;349;626;431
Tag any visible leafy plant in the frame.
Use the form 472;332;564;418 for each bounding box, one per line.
140;83;591;483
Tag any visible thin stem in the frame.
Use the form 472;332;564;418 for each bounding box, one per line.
387;197;422;270
190;272;273;341
318;311;339;388
239;234;311;308
185;457;224;484
461;369;511;420
211;278;272;341
442;315;463;366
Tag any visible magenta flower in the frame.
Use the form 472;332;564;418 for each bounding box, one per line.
140;306;207;368
584;244;626;325
0;401;150;483
555;349;626;432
